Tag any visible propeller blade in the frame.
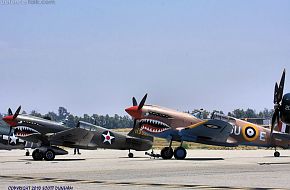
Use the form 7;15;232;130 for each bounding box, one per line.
132;97;138;106
8;108;13;116
133;119;137;129
8;126;12;145
274;83;278;104
13;106;21;120
138;94;147;110
277;69;286;103
270;109;279;136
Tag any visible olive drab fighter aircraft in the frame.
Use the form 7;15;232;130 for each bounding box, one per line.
2;107;153;161
126;70;290;160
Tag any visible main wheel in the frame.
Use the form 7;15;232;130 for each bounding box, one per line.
161;147;173;159
274;151;280;157
26;151;30;156
128;152;134;158
44;150;55;161
32;149;43;161
174;147;187;160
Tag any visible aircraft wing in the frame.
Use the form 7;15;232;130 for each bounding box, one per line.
19;134;50;145
179;119;233;143
48;127;95;147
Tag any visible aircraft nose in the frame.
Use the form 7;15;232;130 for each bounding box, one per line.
125;106;142;119
2;115;17;126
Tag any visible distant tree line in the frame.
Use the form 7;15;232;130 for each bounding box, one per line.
187;108;274;120
227;108;274;119
0;107;274;130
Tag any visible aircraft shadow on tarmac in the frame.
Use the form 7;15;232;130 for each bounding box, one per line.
119;156;149;159
20;158;86;162
259;162;290;165
183;157;224;161
133;157;224;161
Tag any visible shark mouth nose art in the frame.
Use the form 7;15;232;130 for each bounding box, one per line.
14;126;40;137
139;119;170;133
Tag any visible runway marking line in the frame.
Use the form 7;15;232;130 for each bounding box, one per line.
0;175;287;190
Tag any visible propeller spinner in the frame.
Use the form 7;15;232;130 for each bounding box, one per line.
126;94;148;129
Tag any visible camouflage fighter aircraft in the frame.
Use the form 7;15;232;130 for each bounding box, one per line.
210;70;290;157
125;70;290;159
125;94;233;160
2;108;153;161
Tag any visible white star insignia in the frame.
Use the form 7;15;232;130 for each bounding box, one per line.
102;131;115;144
9;133;18;145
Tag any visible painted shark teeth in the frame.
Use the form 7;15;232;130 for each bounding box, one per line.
14;126;39;137
139;119;170;128
139;119;170;133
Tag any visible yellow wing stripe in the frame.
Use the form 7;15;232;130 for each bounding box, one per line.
187;120;208;129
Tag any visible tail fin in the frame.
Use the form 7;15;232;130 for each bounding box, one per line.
128;127;153;142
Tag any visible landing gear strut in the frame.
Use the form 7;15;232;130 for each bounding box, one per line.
274;147;280;157
161;140;173;159
128;149;134;158
32;146;67;161
174;141;187;160
161;141;187;160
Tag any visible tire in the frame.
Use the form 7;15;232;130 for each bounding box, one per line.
26;151;30;156
174;147;187;160
161;147;173;159
32;149;43;161
128;152;134;158
44;150;55;161
274;151;280;157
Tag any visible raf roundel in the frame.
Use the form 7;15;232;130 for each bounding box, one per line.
101;131;115;145
242;125;259;142
245;127;256;138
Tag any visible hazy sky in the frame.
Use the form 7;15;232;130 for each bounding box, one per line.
0;0;289;116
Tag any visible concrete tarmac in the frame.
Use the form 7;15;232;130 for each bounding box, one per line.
0;149;290;190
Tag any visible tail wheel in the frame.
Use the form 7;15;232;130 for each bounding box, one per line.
161;147;173;159
32;149;43;161
44;150;55;161
174;147;187;160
